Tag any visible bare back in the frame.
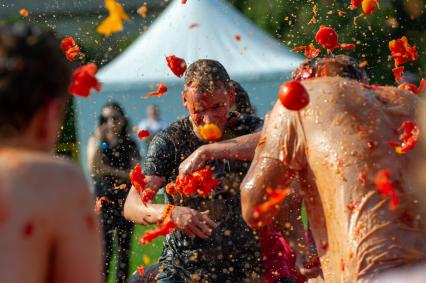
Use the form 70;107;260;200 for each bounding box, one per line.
0;149;102;283
246;77;426;282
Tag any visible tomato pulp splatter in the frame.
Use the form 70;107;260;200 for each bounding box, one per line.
374;169;399;210
389;36;418;67
61;37;81;62
388;121;419;154
145;82;168;98
68;63;101;97
166;55;187;78
137;130;150;141
139;220;177;244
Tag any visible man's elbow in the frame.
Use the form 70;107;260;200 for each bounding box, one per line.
240;181;259;229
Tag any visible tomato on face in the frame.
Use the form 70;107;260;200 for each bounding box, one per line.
278;80;310;111
315;26;339;51
199;123;222;141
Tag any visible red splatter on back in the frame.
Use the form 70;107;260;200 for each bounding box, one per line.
23;221;34;237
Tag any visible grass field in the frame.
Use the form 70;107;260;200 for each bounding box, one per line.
106;195;165;283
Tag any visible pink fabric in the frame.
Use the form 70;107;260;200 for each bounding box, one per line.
259;226;305;283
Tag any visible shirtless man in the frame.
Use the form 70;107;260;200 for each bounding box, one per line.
0;24;102;283
239;56;426;282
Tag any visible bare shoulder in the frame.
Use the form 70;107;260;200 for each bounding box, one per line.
0;150;89;197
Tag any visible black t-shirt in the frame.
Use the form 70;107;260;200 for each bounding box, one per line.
144;113;264;281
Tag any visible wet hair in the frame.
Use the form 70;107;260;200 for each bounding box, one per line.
184;59;232;94
291;55;369;83
0;23;71;137
98;101;130;139
231;80;255;115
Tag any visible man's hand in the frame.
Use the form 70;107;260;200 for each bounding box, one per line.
178;145;209;178
171;207;218;239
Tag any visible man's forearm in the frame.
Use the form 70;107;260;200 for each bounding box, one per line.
204;131;261;161
123;186;167;225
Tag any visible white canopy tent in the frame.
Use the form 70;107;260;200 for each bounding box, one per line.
75;0;302;173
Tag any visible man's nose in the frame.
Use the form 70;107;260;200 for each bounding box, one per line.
203;114;213;124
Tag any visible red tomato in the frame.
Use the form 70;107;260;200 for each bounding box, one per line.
137;130;150;140
278;80;310;111
362;0;378;15
165;55;187;78
315;26;339;51
349;0;362;10
68;63;101;97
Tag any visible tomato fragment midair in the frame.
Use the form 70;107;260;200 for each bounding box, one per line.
144;82;168;98
137;130;150;140
166;55;187;78
389;36;418;67
252;188;290;227
388;121;420;154
278;80;310;111
61;37;82;62
139;220;177;245
68;63;101;97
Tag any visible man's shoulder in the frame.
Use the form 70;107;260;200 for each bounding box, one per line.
0;150;87;193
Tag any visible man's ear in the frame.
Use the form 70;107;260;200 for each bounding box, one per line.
182;91;188;109
35;99;65;139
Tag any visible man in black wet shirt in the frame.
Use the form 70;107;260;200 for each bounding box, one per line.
124;59;263;282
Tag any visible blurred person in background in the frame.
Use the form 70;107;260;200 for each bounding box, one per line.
0;23;101;283
138;104;168;144
88;102;140;283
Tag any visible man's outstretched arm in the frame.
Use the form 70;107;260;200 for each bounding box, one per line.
179;131;262;178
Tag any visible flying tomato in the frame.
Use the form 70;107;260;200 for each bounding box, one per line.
166;55;187;78
68;63;101;97
278;80;310;111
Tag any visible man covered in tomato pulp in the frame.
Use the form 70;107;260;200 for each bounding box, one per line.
124;59;265;282
240;55;426;282
0;24;102;283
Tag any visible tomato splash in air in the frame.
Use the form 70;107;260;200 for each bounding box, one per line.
398;79;426;95
388;121;419;154
392;66;406;83
137;265;145;276
97;0;129;36
293;43;321;58
349;0;361;10
166;55;187;78
253;188;290;227
167;168;220;197
68;63;101;97
95;196;110;214
389;36;418;67
189;23;200;29
278;80;310;111
144;82;168;98
139;220;177;245
374;169;399;210
129;163;147;192
182;0;187;3
339;43;356;50
137;3;148;18
199;123;222;141
61;37;82;62
19;9;29;17
235;34;242;41
137;130;150;140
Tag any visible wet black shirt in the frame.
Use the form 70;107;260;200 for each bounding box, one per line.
144;113;264;282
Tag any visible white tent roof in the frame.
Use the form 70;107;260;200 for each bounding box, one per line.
98;0;301;85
